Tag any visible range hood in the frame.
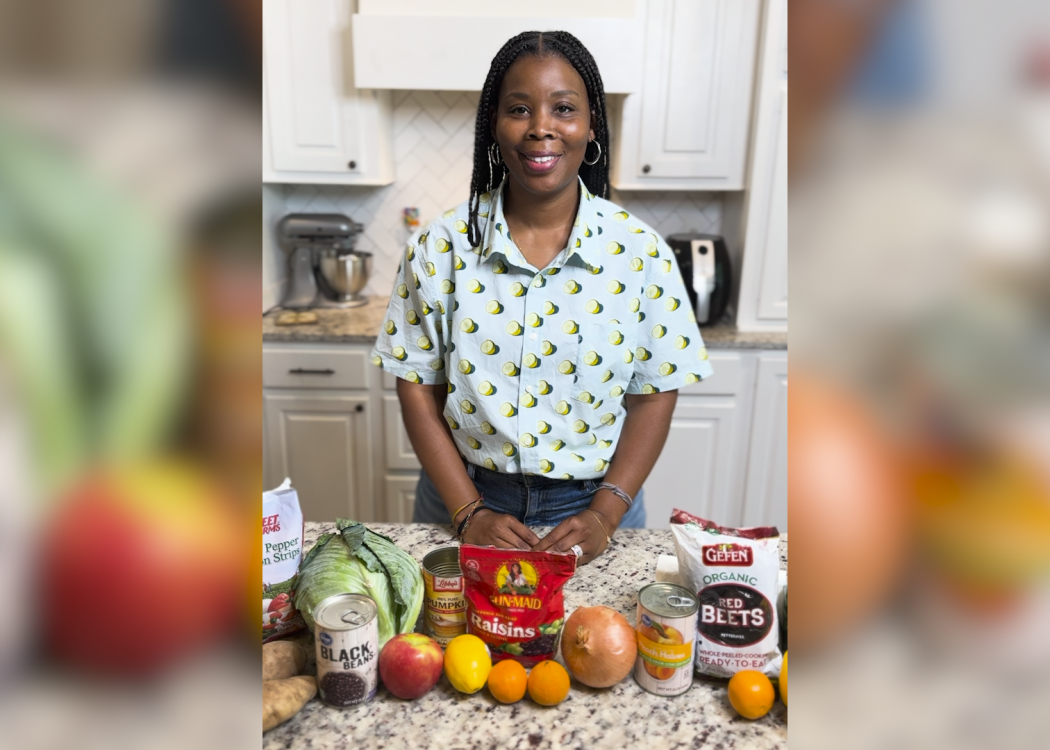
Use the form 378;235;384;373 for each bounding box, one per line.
351;0;643;93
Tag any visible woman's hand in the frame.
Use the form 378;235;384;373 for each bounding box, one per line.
462;509;541;549
531;510;611;565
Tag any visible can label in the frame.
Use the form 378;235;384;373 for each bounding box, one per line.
423;567;467;646
315;612;378;706
634;594;698;697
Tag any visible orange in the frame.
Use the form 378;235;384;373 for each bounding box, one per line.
728;670;775;720
780;652;787;707
527;660;570;706
487;659;528;704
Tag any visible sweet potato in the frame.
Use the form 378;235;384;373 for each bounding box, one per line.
263;639;307;681
263;675;316;732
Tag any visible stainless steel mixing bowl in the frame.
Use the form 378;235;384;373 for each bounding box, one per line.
319;251;372;300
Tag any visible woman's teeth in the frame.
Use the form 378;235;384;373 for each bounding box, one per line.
525;155;556;163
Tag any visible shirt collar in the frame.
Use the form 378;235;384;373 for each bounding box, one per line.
477;177;602;272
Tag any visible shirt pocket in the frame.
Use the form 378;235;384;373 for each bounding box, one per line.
570;322;637;407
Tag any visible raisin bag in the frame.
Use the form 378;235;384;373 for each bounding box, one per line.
670;509;782;679
460;545;576;667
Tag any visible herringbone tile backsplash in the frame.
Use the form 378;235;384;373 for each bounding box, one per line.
266;91;722;304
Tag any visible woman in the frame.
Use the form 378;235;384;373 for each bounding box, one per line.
372;31;713;563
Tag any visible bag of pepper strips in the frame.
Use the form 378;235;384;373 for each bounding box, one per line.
460;545;576;667
670;509;782;679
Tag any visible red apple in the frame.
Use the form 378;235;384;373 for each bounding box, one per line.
378;633;444;700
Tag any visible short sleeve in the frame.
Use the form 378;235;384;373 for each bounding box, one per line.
627;235;715;394
370;229;449;384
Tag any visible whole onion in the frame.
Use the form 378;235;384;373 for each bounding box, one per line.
560;606;637;687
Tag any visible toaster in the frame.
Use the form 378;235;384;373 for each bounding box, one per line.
667;233;732;326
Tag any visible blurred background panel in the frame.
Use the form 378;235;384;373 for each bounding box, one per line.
790;1;1050;748
0;1;260;749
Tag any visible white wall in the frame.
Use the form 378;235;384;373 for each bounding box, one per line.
264;90;723;307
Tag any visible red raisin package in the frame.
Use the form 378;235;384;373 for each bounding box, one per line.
459;545;577;667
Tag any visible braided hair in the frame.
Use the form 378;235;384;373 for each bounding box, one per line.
466;31;610;249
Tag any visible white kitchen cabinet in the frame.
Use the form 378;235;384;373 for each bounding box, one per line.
264;391;375;522
727;0;788;331
742;352;787;531
609;0;761;190
263;0;394;185
383;474;419;524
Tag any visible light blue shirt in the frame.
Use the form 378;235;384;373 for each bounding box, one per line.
372;178;713;479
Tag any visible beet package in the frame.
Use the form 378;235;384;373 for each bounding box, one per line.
459;545;576;667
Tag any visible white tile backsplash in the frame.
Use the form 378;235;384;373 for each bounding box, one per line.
265;91;722;305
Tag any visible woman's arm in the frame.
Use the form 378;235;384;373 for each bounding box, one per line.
532;390;678;562
397;378;540;548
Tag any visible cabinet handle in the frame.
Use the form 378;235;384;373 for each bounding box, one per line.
347;160;357;170
642;164;651;174
355;404;365;413
289;368;335;375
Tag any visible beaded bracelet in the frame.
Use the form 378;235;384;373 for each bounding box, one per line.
450;496;482;526
456;498;487;540
596;482;633;509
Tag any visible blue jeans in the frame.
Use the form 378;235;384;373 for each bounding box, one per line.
412;462;646;528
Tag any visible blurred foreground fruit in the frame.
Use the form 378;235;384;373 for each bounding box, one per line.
40;461;246;676
379;633;444;700
527;660;570;706
728;670;775;719
780;652;788;707
487;659;528;704
789;373;909;649
443;634;491;694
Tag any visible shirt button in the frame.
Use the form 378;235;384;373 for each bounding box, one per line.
529;333;537;340
525;385;533;393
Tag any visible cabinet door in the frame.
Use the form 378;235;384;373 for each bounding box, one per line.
264;391;375;522
742;354;787;530
263;0;392;181
383;395;422;470
384;473;421;524
622;0;759;188
641;395;744;530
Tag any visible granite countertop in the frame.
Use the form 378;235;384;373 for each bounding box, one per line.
265;523;787;750
263;298;787;350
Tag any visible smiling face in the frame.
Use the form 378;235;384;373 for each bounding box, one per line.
492;53;595;203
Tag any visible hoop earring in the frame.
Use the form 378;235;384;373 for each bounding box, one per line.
583;140;602;166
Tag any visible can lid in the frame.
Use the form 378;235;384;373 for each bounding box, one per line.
314;593;378;631
640;583;699;618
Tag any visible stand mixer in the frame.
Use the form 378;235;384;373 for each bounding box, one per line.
277;213;372;309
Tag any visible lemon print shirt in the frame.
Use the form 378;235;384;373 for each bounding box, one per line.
371;177;714;480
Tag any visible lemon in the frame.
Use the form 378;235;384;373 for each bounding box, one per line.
397;283;409;299
591;399;604;410
606;241;624;255
674;335;689;350
435;238;451;253
661;259;672;274
652;325;666;339
645;284;662;299
571;420;588;433
493;259;507;274
555;401;571;415
532;275;545;288
589;263;602;274
371;355;382;367
698;347;709;361
577;391;594;404
537;421;551;434
392;346;407;361
558;361;575;375
665;297;680;312
406;246;415;261
600;413;616;426
520;433;536;447
601;370;613;383
599;439;613;449
570;453;585;462
446;416;459;430
458;360;473;374
478;380;495;395
636;347;651;361
454;255;465;270
645;241;659;257
444;635;492;694
510;282;525;297
523;353;539;368
543;301;557;315
585;299;602;314
425;262;437;277
481;421;496;435
466;436;481;449
502;362;519;377
485;300;503;314
453;220;468;235
684;372;700;384
538;380;552;394
659;362;676;376
608;330;624;345
561;320;578;335
539;459;553;473
461;318;476;333
418;335;433;350
406;310;420;325
583;351;599;366
506;321;523;336
541;341;555;356
587;433;597;445
502;442;517;457
385;320;396;335
421;301;432;315
468;279;482;293
628;298;641;313
629;257;644;272
623;349;634;364
406;371;421;384
563;280;580;294
499;403;516;417
595;459;609;472
546;267;560;276
481;340;497;355
483;458;496;470
519;393;536;408
549;439;565;451
781;653;788;707
610;385;625;397
431;358;444;371
441;280;455;294
641;384;658;394
607;280;624;294
526;312;541;327
461;399;476;414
